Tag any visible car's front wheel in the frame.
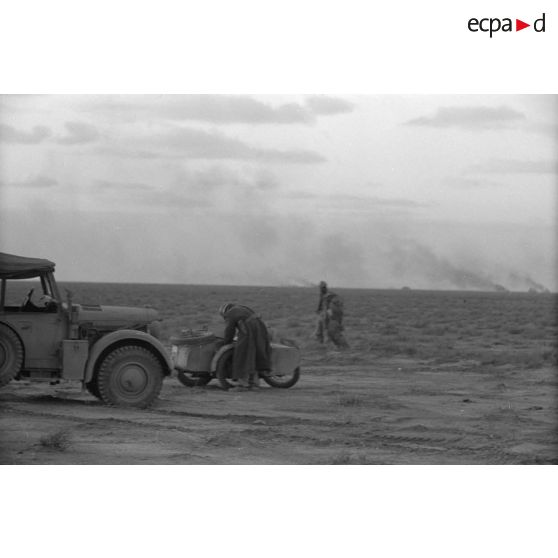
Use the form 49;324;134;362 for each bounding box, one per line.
97;345;163;407
0;323;24;388
85;376;101;399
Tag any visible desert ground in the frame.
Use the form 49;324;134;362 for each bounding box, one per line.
1;285;557;464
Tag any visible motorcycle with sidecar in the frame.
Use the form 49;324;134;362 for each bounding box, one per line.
170;329;301;390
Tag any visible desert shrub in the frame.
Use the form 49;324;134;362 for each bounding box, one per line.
329;451;370;465
330;451;353;464
477;348;551;369
457;325;482;337
542;349;557;364
39;430;71;451
478;350;512;366
403;345;418;356
396;332;411;342
349;329;370;344
515;350;549;369
369;336;397;353
425;325;448;336
338;394;364;407
522;324;546;339
378;324;398;335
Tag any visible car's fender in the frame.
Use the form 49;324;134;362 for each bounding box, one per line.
84;329;173;382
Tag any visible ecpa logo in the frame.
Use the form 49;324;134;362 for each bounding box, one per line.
468;12;546;37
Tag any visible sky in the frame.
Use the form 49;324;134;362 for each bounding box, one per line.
0;94;556;291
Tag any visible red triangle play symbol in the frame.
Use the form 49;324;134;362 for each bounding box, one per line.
516;19;530;31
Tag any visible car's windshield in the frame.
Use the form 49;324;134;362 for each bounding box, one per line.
2;275;57;309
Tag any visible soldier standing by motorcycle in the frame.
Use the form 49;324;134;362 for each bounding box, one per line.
314;281;349;349
219;302;272;389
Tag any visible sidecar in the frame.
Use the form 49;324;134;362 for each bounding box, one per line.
170;329;301;389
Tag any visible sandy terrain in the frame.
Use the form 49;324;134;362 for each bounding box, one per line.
2;286;557;464
1;355;556;464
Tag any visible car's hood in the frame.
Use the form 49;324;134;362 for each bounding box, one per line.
77;304;159;329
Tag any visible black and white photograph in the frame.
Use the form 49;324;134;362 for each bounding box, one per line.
1;93;556;465
1;2;557;557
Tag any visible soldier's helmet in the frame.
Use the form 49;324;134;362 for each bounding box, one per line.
219;302;234;317
319;280;328;292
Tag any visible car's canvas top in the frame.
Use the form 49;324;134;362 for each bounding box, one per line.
0;252;55;279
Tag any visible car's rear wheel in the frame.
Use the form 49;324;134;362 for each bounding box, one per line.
0;323;24;388
97;345;163;407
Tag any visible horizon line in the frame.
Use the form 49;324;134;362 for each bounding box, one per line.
50;279;555;294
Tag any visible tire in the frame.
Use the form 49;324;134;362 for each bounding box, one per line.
215;349;236;390
85;376;101;399
262;366;301;389
177;370;212;387
0;323;24;388
96;345;164;408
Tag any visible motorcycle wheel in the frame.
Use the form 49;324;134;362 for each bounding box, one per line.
262;366;301;389
215;349;236;390
177;370;212;387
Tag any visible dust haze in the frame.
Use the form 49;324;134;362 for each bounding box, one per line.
1;95;556;291
1;201;554;293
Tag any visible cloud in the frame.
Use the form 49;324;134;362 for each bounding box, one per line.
527;122;558;138
282;191;427;211
169;96;315;124
468;159;558;175
305;95;355;115
89;165;282;212
444;176;503;188
0;174;58;188
318;234;367;280
251;169;279;191
191;165;279;193
57;121;100;145
100;126;326;164
87;95;318;125
404;105;526;130
0;124;51;143
91;179;213;210
230;214;280;255
94;180;156;192
351;195;427;208
85;95;357;125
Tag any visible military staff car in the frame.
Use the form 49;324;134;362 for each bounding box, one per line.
0;252;172;407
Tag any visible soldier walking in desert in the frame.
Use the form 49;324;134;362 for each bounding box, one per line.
314;281;349;349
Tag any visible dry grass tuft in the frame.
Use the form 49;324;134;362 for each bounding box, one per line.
338;394;364;407
39;430;71;451
330;451;370;464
